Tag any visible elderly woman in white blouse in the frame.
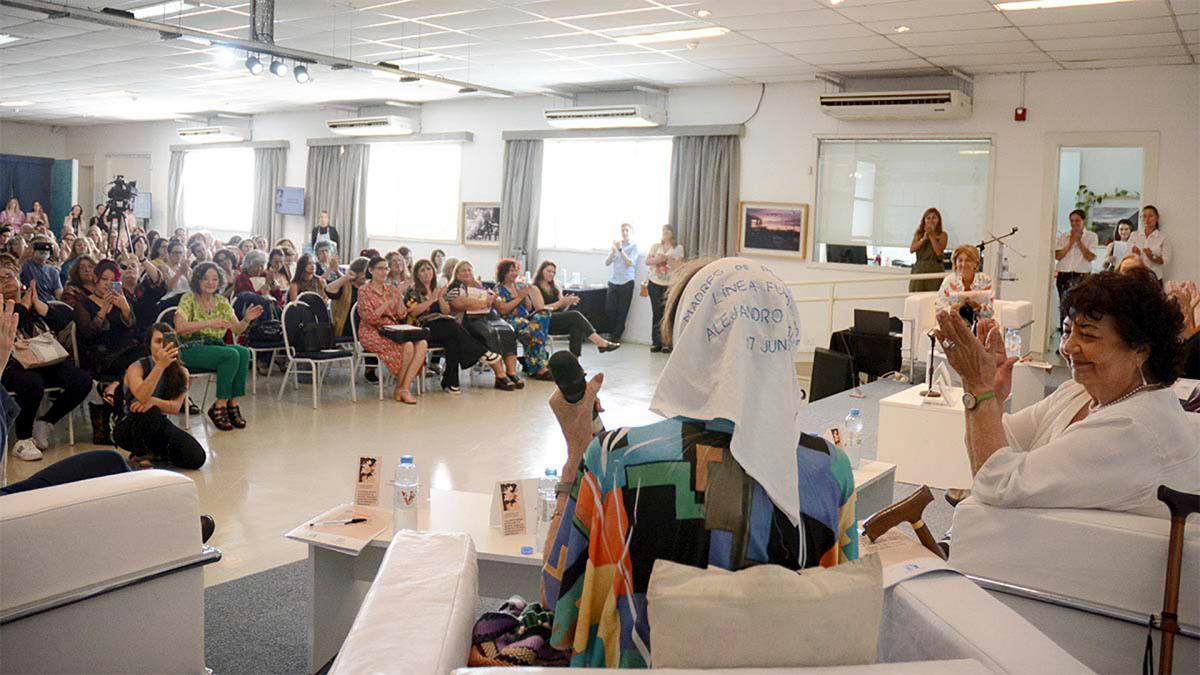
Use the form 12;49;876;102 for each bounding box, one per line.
934;244;993;324
934;267;1199;516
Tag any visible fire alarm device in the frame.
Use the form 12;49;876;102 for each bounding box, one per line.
1014;106;1027;122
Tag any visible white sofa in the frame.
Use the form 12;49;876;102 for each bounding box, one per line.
950;498;1199;675
331;531;1091;675
0;469;218;674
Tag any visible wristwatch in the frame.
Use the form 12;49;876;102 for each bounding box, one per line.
554;481;573;497
962;390;997;411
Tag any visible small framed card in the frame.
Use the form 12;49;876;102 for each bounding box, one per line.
355;456;382;507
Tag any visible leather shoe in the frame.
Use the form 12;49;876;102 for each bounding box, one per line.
200;515;216;544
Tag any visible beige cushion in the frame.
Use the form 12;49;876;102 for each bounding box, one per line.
647;556;883;670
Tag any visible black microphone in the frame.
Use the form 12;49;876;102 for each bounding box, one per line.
549;350;605;436
549;350;587;403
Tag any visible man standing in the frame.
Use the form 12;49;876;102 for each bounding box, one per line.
604;223;639;343
1053;209;1097;321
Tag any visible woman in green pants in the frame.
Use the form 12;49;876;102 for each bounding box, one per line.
174;262;263;431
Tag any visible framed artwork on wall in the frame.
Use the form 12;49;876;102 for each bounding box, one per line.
737;201;809;258
461;202;501;246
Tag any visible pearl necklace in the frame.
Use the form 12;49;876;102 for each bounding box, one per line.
1088;383;1154;412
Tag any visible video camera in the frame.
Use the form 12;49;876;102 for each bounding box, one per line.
105;175;138;222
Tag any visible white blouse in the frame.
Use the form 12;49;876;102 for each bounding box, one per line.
974;380;1200;517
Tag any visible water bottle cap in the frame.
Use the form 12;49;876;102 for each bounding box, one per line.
850;408;861;416
545;468;558;477
400;455;414;464
520;546;535;555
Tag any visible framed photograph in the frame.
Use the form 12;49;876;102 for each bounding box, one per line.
461;202;501;246
738;201;809;258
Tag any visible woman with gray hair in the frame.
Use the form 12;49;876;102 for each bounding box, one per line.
233;249;273;301
174;261;263;431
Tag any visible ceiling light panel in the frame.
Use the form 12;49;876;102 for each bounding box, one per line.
994;0;1138;9
1000;1;1172;25
131;1;200;19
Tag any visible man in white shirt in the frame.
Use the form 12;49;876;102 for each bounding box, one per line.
1054;209;1098;322
1128;204;1171;279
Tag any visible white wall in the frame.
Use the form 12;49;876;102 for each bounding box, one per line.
0;121;68;158
42;63;1199;350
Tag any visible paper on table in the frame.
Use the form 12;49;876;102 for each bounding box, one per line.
861;530;955;588
285;504;389;556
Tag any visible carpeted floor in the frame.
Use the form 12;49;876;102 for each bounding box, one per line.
203;482;955;675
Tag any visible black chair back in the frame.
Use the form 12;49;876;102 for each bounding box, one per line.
810;347;855;403
297;292;330;324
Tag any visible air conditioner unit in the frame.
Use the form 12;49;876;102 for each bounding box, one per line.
326;115;415;136
544;104;665;129
176;126;249;143
819;89;972;121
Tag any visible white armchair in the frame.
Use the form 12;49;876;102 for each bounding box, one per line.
332;531;1090;674
0;469;219;674
950;498;1199;674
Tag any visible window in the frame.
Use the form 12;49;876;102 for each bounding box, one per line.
538;137;671;251
814;139;993;265
182;147;254;238
366;142;462;241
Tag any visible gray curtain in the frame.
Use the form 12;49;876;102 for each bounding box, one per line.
252;146;286;242
499;139;543;266
167;149;186;232
668;135;740;258
305;144;369;257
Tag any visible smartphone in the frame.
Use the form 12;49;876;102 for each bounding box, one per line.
111;281;123;295
161;332;179;350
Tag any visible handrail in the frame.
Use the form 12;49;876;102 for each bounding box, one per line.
0;545;222;625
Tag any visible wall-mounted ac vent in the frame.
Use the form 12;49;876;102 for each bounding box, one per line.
819;90;971;120
544;104;665;129
176;126;249;143
326;115;415;136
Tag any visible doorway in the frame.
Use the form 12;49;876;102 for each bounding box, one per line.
77;164;94;211
1045;146;1145;353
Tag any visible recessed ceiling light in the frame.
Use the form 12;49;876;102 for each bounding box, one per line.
385;54;446;67
0;34;19;46
131;1;198;19
994;0;1137;9
696;9;712;17
616;26;730;45
0;100;34;107
894;25;911;33
830;0;844;5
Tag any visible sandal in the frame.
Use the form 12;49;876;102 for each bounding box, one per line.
226;405;247;429
207;405;234;431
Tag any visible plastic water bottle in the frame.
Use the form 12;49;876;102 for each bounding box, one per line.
843;409;864;469
1004;327;1023;358
536;468;558;552
393;455;419;532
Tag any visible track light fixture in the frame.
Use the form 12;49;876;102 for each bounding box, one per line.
269;60;289;77
294;64;310;83
399;75;420;83
244;54;263;74
457;87;478;94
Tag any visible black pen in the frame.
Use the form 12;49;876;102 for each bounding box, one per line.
310;517;368;527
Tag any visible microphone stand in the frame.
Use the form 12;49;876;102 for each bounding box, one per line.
977;227;1024;298
920;330;941;398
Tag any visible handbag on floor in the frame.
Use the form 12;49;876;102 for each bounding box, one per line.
295;321;334;353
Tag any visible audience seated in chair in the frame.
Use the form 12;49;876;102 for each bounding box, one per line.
356;256;427;404
0;262;92;462
531;257;857;668
288;253;326;303
173;262;262;432
493;258;553;381
446;260;521;391
73;258;145;382
404;258;505;394
532;260;618;357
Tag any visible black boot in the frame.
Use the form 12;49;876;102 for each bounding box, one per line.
88;402;114;446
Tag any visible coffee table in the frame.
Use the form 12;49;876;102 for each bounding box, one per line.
306;489;541;672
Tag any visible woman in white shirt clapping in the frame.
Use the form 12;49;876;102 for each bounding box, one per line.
1128;204;1171;279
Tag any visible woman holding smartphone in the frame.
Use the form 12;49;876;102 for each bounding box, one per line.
73;259;144;381
114;323;205;469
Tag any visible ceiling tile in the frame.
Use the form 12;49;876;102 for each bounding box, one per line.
709;8;847;30
911;41;1039;56
929;52;1053;67
1170;0;1198;14
774;34;898;54
1050;45;1190;61
1177;14;1199;30
1062;55;1193;69
966;62;1063;73
744;23;875;43
802;48;919;65
1034;31;1182;51
861;11;1009;33
1020;16;1179;39
891;27;1027;46
838;0;998;22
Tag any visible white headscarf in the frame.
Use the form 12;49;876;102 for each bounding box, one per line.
650;258;805;526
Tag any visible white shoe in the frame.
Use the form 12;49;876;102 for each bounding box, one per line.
31;421;53;450
12;439;43;461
